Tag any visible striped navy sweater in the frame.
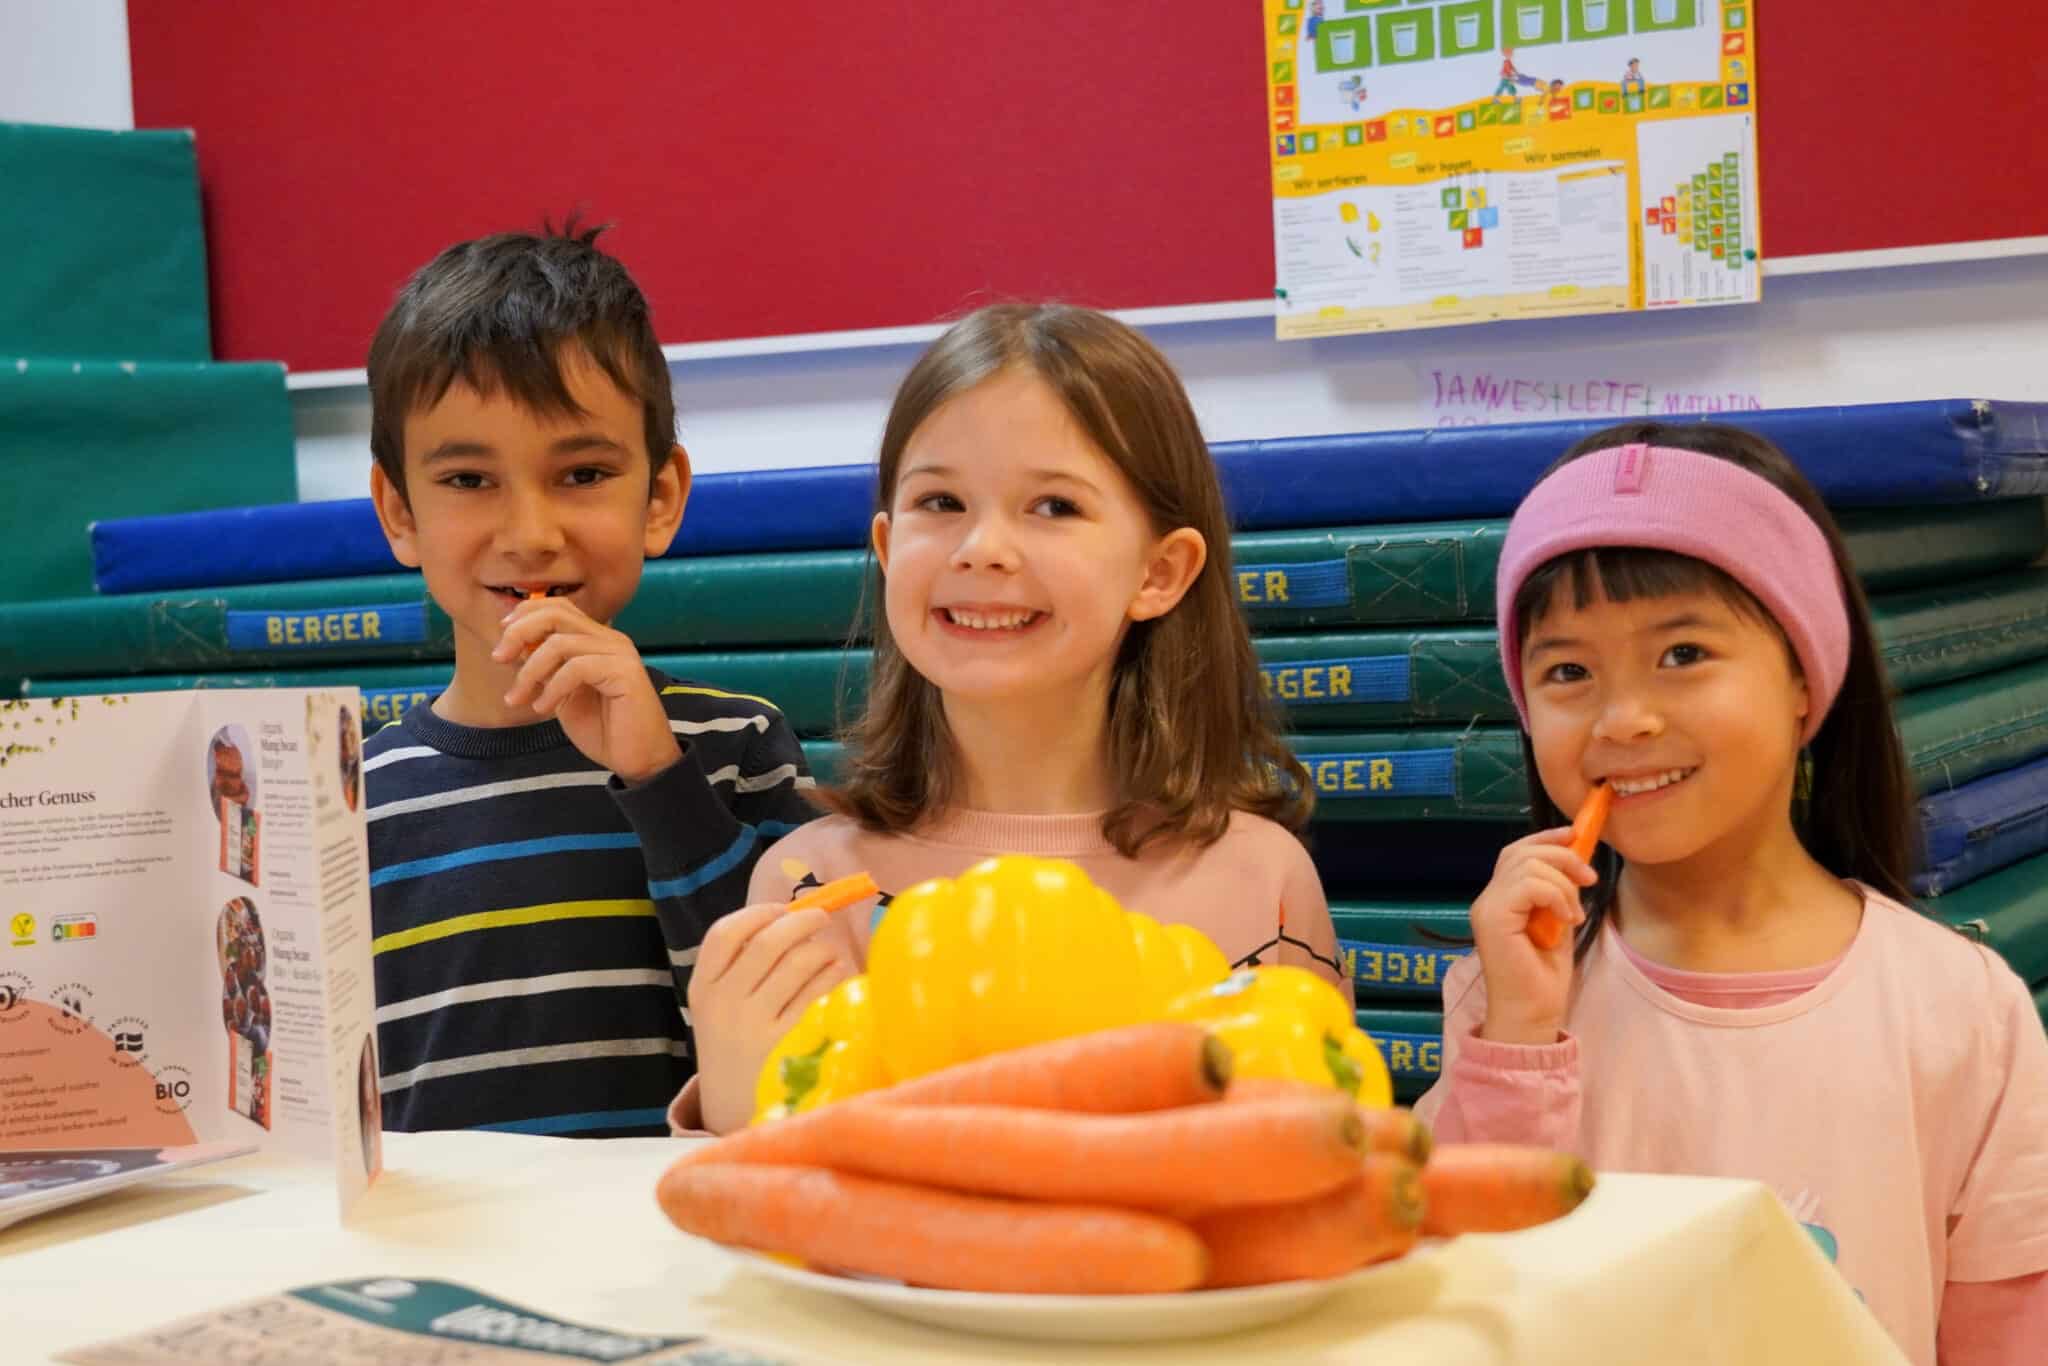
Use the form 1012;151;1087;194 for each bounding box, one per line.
364;670;816;1137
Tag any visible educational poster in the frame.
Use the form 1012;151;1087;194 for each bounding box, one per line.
1264;0;1761;337
0;689;379;1218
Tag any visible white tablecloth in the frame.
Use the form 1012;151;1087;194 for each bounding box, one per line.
3;1130;1905;1364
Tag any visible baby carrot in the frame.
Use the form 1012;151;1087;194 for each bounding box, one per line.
1222;1078;1433;1165
689;1096;1366;1210
1569;781;1614;863
657;1162;1208;1294
1531;782;1612;950
1193;1155;1424;1287
784;871;879;916
1419;1143;1595;1236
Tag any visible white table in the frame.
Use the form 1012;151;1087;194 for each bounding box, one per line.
4;1131;1905;1364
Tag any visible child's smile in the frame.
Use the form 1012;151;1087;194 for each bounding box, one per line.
1522;581;1808;869
874;369;1170;709
933;603;1050;638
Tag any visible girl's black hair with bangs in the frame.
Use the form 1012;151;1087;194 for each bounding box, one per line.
1511;422;1917;958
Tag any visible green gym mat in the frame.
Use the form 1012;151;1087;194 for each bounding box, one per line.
1233;501;2046;629
1873;569;2048;694
1332;901;1472;1000
27;563;2044;734
6;359;296;602
0;551;871;679
0;122;210;362
1901;655;2048;796
1927;851;2048;987
12;499;2042;674
1841;498;2047;596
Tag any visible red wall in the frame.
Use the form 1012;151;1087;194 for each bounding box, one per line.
129;3;2047;372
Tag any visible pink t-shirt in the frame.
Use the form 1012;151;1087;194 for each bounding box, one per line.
1416;889;2048;1365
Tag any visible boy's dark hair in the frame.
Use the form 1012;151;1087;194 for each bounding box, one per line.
824;303;1313;856
1511;422;1917;958
366;221;674;497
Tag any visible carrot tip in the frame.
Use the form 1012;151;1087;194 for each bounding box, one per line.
1409;1120;1434;1167
1566;1159;1596;1208
1200;1034;1234;1093
1338;1109;1366;1154
1391;1163;1426;1230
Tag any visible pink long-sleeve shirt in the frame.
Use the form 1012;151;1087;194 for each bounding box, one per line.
1415;887;2048;1364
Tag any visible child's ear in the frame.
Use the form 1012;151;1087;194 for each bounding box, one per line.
644;443;692;557
369;462;423;569
1128;527;1207;622
870;511;893;575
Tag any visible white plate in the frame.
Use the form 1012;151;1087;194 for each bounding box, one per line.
730;1248;1421;1343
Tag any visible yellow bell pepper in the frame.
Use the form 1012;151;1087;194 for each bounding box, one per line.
1127;911;1232;1016
752;975;887;1123
1165;966;1392;1109
867;855;1150;1081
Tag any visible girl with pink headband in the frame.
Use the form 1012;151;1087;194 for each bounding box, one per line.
1413;423;2048;1363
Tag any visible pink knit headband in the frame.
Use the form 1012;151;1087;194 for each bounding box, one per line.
1496;443;1851;743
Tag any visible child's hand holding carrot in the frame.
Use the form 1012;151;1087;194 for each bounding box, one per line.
689;903;862;1133
492;593;681;784
1467;826;1597;1046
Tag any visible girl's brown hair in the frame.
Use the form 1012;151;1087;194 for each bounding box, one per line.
1512;422;1917;956
822;303;1311;856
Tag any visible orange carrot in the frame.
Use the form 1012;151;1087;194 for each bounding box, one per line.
1569;781;1613;863
1531;782;1612;949
880;1021;1229;1111
657;1162;1207;1294
785;871;879;916
687;1096;1366;1210
1223;1078;1433;1165
681;1026;1227;1174
1193;1156;1424;1288
1419;1143;1595;1236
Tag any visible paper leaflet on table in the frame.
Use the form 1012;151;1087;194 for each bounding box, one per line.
57;1277;791;1365
0;689;379;1220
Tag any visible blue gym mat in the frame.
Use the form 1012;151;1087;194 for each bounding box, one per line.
90;399;2048;593
1917;752;2048;898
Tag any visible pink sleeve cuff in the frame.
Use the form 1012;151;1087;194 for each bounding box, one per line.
1433;1025;1582;1148
667;1077;712;1138
1459;1027;1580;1075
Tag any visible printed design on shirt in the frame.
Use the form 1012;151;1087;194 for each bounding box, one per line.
1780;1186;1863;1303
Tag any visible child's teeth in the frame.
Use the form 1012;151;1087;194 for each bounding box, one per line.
950;609;1032;630
1612;768;1691;796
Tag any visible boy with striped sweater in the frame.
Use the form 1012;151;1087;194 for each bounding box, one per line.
361;226;820;1136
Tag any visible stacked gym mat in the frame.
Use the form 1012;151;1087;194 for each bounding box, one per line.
11;400;2048;1098
0;121;298;603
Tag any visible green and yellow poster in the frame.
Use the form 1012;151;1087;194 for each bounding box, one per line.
1265;0;1761;337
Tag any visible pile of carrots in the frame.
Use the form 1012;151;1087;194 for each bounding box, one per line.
656;1022;1593;1295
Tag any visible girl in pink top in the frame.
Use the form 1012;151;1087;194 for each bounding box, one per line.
1416;423;2048;1364
679;305;1349;1134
